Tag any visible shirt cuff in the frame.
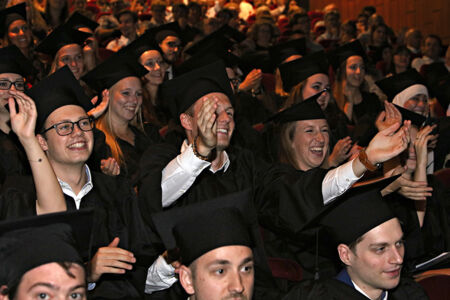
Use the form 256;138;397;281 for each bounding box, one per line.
176;144;211;175
145;255;178;294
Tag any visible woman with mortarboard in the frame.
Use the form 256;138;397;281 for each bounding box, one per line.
82;53;163;186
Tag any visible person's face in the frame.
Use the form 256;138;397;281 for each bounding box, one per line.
407;31;422;49
291;119;329;171
393;50;410;69
152;6;166;23
73;0;86;10
39;105;94;168
193;92;235;151
159;36;181;63
188;6;201;22
403;93;428;116
8;19;31;50
140;50;166;85
325;13;339;28
423;37;441;59
183;245;254;300
119;13;136;38
302;73;330;111
256;24;272;46
293;16;310;35
345;218;404;297
56;44;84;80
13;262;86;300
0;73;25;107
372;26;386;45
109;76;143;123
345;55;365;88
357;16;367;32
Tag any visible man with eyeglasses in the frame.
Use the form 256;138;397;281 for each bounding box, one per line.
155;29;181;80
0;66;167;299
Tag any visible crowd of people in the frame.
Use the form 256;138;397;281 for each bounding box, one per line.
0;0;449;299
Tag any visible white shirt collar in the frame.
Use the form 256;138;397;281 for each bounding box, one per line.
351;280;388;300
58;164;93;210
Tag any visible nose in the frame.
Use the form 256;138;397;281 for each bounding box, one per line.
217;111;231;123
390;246;404;265
154;62;161;71
228;273;245;294
315;131;325;143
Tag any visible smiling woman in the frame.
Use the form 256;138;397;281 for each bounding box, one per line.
82;54;162;185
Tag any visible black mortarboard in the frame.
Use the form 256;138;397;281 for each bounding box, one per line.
328;39;368;71
65;11;99;32
0;209;94;288
118;29;160;59
161;60;234;118
183;25;240;56
0;45;36;77
27;66;93;132
152;190;263;266
214;24;246;43
279;51;329;92
268;38;306;68
0;3;26;37
394;104;426;128
375;69;427;102
239;50;274;75
82;53;148;93
265;92;326;123
35;24;91;57
176;50;239;76
319;176;398;245
152;22;198;45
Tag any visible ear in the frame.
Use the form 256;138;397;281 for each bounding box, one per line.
180;113;193;131
337;244;353;266
0;285;9;300
178;265;195;295
37;134;49;152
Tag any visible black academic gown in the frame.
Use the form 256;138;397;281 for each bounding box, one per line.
386;175;450;272
0;130;29;184
0;172;162;299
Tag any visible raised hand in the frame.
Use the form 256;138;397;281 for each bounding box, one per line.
88;89;109;119
328;136;352;167
238;69;262;92
375;101;402;132
196;96;218;156
414;125;435;167
365;121;411;165
8;90;37;141
101;157;120;176
88;237;136;283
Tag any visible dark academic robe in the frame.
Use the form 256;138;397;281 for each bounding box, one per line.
386;175;450;272
0;130;29;184
282;269;429;300
92;123;162;186
0;172;162;300
351;92;383;147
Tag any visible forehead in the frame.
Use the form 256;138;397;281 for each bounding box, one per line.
110;76;141;91
346;55;364;65
57;44;82;56
8;19;27;29
357;218;403;247
20;262;85;288
46;105;88;125
0;73;23;81
296;118;328;128
306;73;329;84
140;50;162;61
196;245;253;266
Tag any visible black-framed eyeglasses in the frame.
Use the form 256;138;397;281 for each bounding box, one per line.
0;80;25;91
42;117;95;136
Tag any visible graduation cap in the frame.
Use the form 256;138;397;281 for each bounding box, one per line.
239;50;274;75
0;209;94;288
152;21;199;45
27;66;93;132
0;45;36;77
118;29;160;59
160;60;234;119
268;38;307;68
319;176;399;246
279;51;329;92
82;53;148;93
328;39;368;71
35;24;92;57
183;25;243;56
65;11;99;32
375;69;427;102
152;190;266;266
176;50;239;76
265;92;326;124
0;3;26;37
394;104;426;128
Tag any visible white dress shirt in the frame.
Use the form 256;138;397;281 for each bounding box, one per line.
161;141;362;207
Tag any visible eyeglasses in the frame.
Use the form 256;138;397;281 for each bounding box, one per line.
0;80;25;91
167;41;180;48
42;117;95;136
9;25;29;34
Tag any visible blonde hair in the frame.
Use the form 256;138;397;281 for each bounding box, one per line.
49;45;85;76
95;82;145;167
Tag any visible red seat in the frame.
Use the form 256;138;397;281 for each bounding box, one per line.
417;272;450;300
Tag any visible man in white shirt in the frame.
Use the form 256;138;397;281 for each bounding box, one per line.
106;10;138;52
411;35;444;72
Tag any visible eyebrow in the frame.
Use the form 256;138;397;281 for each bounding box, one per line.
28;282;58;292
239;257;254;267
